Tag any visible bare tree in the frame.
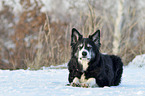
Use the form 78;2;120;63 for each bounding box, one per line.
112;0;124;55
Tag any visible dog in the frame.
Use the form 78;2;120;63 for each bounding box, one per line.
67;28;123;88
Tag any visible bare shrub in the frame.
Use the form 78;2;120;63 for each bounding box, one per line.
25;16;70;69
0;0;145;69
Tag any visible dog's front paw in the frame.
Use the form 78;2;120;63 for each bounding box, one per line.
71;77;81;87
81;83;90;88
71;82;81;87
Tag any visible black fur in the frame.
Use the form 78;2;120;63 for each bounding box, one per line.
68;28;123;87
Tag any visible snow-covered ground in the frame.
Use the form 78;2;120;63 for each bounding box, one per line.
1;54;145;96
0;67;145;96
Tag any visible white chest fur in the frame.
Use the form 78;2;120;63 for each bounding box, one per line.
79;59;89;71
80;73;87;83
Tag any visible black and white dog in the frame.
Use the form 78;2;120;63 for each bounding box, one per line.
68;28;123;88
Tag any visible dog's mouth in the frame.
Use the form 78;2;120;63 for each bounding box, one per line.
80;57;90;60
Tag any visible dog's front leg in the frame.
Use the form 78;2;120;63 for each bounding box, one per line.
81;78;98;88
71;77;81;87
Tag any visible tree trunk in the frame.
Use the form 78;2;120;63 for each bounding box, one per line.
112;0;124;55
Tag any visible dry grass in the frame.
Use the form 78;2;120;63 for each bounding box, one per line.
24;17;71;70
0;0;70;70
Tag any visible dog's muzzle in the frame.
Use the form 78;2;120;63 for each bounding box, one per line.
80;58;90;60
79;51;90;60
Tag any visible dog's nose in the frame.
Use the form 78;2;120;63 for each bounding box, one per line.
82;51;87;56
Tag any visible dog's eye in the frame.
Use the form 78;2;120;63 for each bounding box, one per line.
78;46;83;50
78;44;83;49
87;46;92;49
87;44;92;49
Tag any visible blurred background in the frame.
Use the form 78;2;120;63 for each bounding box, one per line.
0;0;145;70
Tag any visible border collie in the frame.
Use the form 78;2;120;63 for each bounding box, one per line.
68;28;123;88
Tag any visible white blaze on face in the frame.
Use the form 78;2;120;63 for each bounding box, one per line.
78;44;92;71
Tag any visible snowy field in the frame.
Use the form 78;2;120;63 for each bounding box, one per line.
0;67;145;96
1;54;145;96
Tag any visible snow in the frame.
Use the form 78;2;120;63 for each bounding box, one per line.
0;0;22;15
128;54;145;68
0;66;145;96
1;54;145;96
4;41;15;49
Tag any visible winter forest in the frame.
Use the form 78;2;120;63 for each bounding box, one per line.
1;0;145;96
0;0;145;70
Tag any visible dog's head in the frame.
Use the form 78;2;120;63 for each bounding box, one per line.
71;28;101;70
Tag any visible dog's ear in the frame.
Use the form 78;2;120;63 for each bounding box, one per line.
71;28;82;46
89;30;101;47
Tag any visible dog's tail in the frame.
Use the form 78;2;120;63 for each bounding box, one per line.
110;55;123;86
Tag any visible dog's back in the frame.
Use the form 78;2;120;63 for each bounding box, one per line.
110;55;123;86
93;54;123;87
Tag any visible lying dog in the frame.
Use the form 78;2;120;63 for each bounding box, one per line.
67;28;123;88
